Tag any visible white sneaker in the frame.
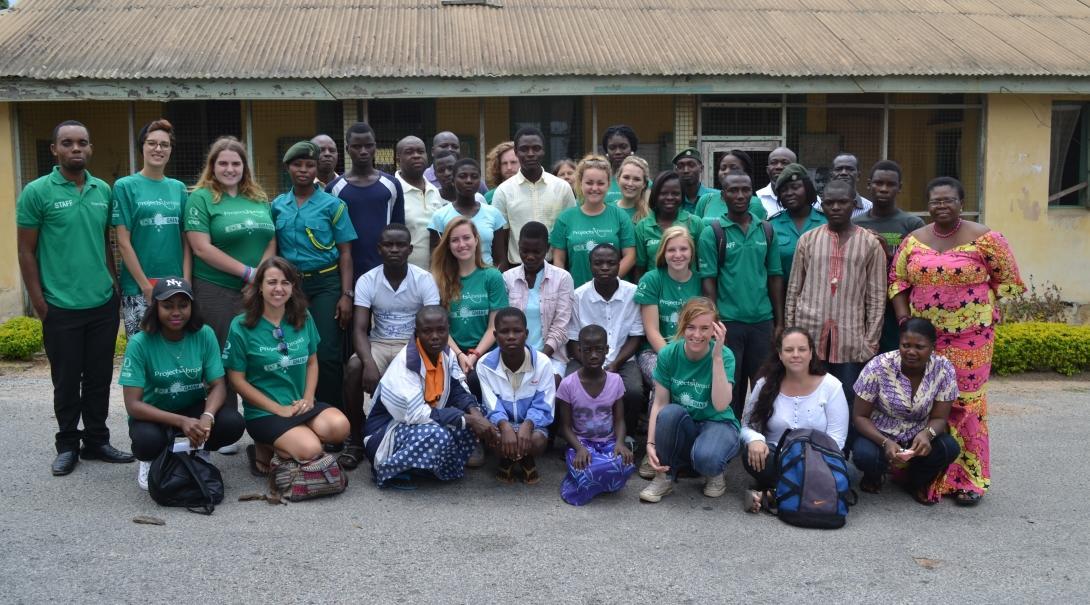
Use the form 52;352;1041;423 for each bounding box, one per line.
217;443;239;455
703;472;727;498
639;472;673;503
137;461;150;491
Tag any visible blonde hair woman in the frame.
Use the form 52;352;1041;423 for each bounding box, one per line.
634;226;703;456
549;155;637;287
184;137;275;447
615;155;651;224
640;297;740;503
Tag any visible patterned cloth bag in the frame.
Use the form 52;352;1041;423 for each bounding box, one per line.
268;453;348;503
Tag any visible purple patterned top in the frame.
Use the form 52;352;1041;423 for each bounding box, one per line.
853;350;958;445
556;372;624;443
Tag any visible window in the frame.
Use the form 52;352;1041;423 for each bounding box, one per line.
509;96;584;168
1049;102;1088;207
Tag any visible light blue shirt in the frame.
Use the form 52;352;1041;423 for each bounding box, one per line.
525;278;544;351
428;202;508;266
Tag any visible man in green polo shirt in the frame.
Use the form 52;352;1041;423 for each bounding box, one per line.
697;170;785;418
673;148;717;214
16;120;133;476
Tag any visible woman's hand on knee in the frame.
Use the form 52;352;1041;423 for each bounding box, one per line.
747;440;768;473
647;443;669;473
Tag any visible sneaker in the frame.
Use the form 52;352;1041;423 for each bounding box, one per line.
703;472;727;498
217;443;239;455
466;443;485;468
638;454;655;480
639;472;673;503
137;461;150;491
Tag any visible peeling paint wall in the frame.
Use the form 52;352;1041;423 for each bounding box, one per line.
0;102;22;320
984;94;1090;304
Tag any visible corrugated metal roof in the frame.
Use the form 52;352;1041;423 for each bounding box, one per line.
3;0;1090;80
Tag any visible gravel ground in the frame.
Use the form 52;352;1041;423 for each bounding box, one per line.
0;360;1087;604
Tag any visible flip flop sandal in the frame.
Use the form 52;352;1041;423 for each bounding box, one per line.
338;444;365;470
519;456;540;485
496;458;517;484
954;490;983;506
745;489;763;514
911;487;936;506
246;444;270;478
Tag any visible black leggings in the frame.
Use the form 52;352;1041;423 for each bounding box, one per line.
129;402;246;461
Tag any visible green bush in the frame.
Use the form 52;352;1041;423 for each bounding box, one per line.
993;322;1090;376
0;316;44;360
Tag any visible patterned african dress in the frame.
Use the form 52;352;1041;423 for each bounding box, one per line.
889;231;1023;498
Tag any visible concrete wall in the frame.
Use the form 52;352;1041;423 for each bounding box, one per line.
983;93;1090;304
0;102;22;320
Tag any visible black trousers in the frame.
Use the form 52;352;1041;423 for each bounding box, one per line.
128;402;246;462
725;320;773;420
42;293;120;453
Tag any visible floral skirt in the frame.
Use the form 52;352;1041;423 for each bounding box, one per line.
560;438;636;506
373;423;478;487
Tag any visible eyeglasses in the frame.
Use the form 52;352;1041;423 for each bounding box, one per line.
272;326;288;355
927;197;960;207
145;141;172;150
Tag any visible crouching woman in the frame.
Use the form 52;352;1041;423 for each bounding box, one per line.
223;257;350;474
363;306;498;489
121;277;245;490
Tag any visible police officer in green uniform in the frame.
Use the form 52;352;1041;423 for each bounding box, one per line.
672;148;718;214
16;120;134;476
271;141;358;411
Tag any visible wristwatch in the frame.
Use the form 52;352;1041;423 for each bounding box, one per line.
342;290;353;298
926;426;937;439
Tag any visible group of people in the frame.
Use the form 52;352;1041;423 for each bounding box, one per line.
16;117;1024;510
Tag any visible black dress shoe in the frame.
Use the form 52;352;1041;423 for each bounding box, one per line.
80;443;135;463
52;450;79;476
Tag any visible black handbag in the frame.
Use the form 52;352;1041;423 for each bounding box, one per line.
147;438;225;515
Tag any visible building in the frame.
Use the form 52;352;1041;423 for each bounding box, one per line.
1;0;1089;318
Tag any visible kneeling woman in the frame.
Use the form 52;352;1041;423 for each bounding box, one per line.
852;318;960;504
641;297;739;503
122;277;245;490
363;306;497;489
739;327;849;513
224;257;350;474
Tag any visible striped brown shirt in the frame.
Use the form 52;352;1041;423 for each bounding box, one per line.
785;225;887;363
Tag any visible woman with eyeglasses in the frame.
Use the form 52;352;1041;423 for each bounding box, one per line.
112;119;190;336
889;177;1023;506
223;257;349;475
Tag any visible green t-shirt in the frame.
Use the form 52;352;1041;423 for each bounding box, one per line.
653;340;738;425
604;178;623;206
449;267;509;352
633;211;705;271
694;192;767;221
118;325;225;412
549;205;637;287
111;173;188;296
696;212;783;323
184;188;274;289
15;167;115;310
769;207;828;278
634;269;703;350
682;184;718;214
483;189;496;204
223;312;319;421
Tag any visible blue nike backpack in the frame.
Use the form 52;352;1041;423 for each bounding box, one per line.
774;428;855;529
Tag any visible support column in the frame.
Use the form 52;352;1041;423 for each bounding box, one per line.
342;99;359;173
673;95;696;156
0;102;25;319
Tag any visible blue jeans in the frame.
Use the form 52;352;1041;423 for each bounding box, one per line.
853;433;960;492
654;404;740;478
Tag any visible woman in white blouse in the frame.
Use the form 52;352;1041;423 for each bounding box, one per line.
740;327;849;513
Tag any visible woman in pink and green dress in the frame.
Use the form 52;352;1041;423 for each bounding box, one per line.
890;177;1023;506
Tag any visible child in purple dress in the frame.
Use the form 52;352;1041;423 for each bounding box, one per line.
556;325;636;505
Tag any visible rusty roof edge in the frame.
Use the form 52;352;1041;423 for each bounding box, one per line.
6;74;1090;102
